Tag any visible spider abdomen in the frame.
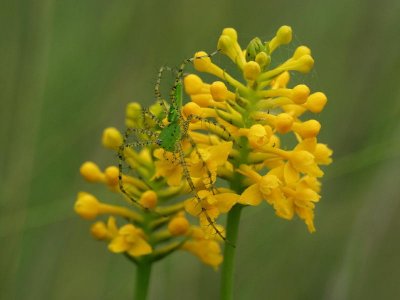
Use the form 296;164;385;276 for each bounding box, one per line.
157;122;182;152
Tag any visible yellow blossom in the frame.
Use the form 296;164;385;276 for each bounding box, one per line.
108;224;152;257
185;190;238;225
182;228;223;270
90;217;119;240
153;148;184;186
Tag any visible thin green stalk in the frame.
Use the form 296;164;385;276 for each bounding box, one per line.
134;260;152;300
220;204;244;300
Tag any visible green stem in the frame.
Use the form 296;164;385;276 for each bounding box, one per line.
220;204;244;300
134;260;152;300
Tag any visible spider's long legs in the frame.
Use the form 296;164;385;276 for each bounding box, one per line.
118;128;158;210
175;142;228;243
169;50;220;107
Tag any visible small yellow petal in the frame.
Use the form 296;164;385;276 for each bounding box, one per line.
127;239;152;257
239;184;263;206
214;193;239;213
108;236;128;253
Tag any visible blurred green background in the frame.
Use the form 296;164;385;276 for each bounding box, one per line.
1;0;400;299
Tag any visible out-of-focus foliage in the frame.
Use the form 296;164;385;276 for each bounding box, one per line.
1;0;399;299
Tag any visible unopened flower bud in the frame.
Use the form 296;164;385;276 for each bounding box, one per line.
102;127;123;150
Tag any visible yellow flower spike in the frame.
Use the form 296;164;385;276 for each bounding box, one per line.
210;81;234;102
269;25;292;53
168;215;190;236
292;84;310;104
184;74;209;95
102;127;123;150
243;61;261;82
80;161;105;183
74;192;101;220
104;166;119;187
304;92;328;113
292;120;321;139
140;190;158;209
108;224;152;257
91;221;110;240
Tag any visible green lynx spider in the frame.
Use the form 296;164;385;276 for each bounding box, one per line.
117;51;233;242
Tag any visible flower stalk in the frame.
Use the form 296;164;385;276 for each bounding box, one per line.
220;204;244;300
134;259;152;300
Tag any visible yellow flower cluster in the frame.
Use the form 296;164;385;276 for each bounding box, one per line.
183;26;332;232
74;26;331;272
